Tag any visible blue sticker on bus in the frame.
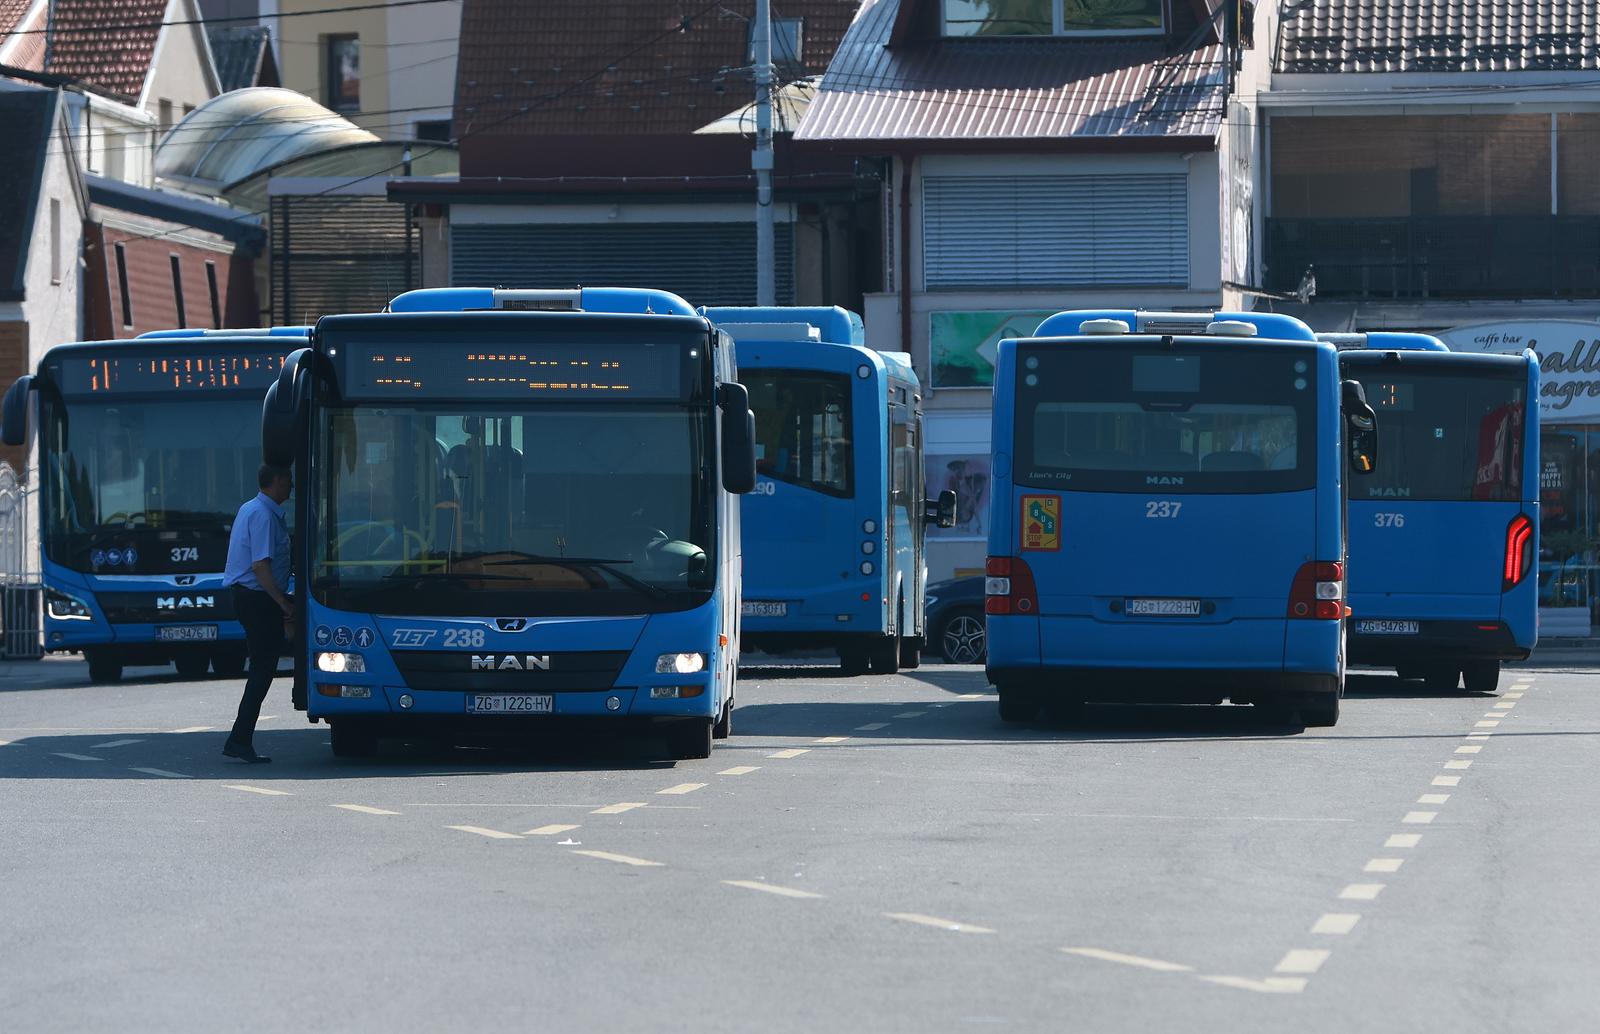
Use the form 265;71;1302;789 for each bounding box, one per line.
314;625;333;647
333;626;353;647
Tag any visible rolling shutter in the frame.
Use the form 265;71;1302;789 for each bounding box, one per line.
452;222;794;305
923;174;1188;289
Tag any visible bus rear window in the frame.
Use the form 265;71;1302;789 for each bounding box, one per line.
1353;371;1525;502
745;369;853;497
1014;345;1317;494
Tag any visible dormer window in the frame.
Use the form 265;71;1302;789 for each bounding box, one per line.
943;0;1165;37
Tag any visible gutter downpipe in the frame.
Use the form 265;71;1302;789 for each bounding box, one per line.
899;152;914;357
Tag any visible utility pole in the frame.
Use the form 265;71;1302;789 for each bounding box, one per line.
753;0;775;305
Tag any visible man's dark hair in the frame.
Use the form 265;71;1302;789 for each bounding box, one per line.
258;463;291;489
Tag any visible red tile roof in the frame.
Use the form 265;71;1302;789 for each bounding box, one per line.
454;0;858;138
1277;1;1600;74
0;0;36;36
0;0;170;100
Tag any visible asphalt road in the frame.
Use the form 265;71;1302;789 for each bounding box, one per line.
2;656;1597;1033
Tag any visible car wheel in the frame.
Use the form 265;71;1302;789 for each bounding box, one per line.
939;610;986;665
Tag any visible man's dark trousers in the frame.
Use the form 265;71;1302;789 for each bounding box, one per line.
229;586;286;748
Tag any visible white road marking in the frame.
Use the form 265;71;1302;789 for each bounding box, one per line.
813;736;850;744
1474;720;1500;729
52;752;103;762
717;766;760;776
169;726;212;733
885;913;995;934
1455;745;1482;754
657;783;706;795
91;738;143;749
1364;858;1404;873
1340;884;1385;901
224;784;291;796
1202;976;1307;994
1402;811;1437;824
1061;947;1191;973
130;767;190;779
1385;834;1422;849
524;824;580;836
1432;776;1461;787
447;825;521;840
1445;760;1472;769
1417;793;1450;804
767;748;810;759
722;879;824;899
257;715;278;721
893;711;927;719
854;723;890;731
591;802;647;815
956;693;989;699
1312;913;1360;935
1465;733;1491;740
572;849;663;867
334;804;399;815
1492;702;1515;710
1274;950;1331;975
1484;710;1508;718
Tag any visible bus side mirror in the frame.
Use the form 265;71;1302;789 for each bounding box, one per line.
719;381;757;495
1342;379;1378;475
262;349;312;468
2;375;34;447
924;489;957;528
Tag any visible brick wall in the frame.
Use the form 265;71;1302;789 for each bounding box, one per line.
91;227;239;338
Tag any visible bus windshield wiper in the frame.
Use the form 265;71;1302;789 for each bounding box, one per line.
481;553;669;600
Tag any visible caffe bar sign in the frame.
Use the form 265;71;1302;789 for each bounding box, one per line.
1438;320;1600;423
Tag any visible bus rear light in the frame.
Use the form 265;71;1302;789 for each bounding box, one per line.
985;556;1038;615
1503;514;1534;591
1289;561;1344;620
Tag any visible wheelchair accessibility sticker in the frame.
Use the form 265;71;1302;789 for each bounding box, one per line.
1021;495;1060;551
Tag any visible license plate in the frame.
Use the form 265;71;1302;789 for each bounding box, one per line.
1124;598;1202;617
1357;619;1420;635
466;693;554;715
742;600;788;617
156;625;218;642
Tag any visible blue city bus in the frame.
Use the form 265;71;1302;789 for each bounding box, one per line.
1;330;300;681
701;306;955;675
1331;332;1540;693
984;310;1379;727
261;287;757;759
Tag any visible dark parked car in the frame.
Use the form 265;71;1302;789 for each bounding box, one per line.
925;576;986;664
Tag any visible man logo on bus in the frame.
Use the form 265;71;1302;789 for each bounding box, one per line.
1021;495;1060;552
471;654;552;671
1368;487;1411;497
1146;475;1184;486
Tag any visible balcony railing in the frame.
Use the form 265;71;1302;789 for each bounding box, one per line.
1266;216;1600;299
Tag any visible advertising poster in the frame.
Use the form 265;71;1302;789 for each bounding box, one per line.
930;311;1053;388
925;453;991;540
1439;320;1600;424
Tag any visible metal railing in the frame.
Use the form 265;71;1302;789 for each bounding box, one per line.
0;462;43;659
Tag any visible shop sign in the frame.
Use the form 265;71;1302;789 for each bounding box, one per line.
929;311;1053;388
1438;320;1600;423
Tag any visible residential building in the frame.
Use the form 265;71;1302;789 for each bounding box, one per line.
1262;0;1600;631
208;25;281;92
797;0;1273;580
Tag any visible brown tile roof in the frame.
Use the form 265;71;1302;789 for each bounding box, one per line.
0;0;169;99
0;0;35;36
797;0;1228;146
1277;1;1600;74
454;0;858;138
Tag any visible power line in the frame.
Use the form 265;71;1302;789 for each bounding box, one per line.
2;0;461;38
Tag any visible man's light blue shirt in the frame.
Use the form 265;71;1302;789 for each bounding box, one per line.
223;492;290;592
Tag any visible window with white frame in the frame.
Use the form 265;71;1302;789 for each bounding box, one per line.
942;0;1164;37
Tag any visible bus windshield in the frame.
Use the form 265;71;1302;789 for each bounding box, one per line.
1013;344;1316;494
42;396;261;575
312;403;715;616
1348;369;1525;501
746;370;853;497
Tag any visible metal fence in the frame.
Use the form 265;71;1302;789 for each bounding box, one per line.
0;462;42;659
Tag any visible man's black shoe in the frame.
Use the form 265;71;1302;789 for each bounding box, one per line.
222;740;272;764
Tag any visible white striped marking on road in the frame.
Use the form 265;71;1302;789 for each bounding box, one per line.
1274;950;1331;975
169;726;212;733
1484;710;1508;718
523;824;579;836
130;767;190;779
1340;884;1385;901
1385;833;1422;849
1455;745;1482;754
1402;811;1437;824
573;849;663;867
1312;913;1360;935
224;784;291;796
52;752;103;762
1364;858;1404;874
1432;775;1461;787
885;913;994;934
333;804;399;815
91;738;143;749
1417;793;1450;805
767;748;810;759
1492;701;1515;710
717;766;760;776
591;802;647;815
1061;947;1191;973
1202;976;1307;994
1504;693;1524;700
956;693;989;699
1445;759;1472;770
854;723;890;731
447;825;521;840
813;736;850;744
722;880;824;899
1474;720;1500;729
893;711;927;719
1465;734;1491;741
657;783;706;795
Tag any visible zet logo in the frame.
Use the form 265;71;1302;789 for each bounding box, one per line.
1020;495;1061;552
390;628;436;648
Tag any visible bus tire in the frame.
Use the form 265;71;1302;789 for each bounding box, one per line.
712;699;733;740
997;687;1039;724
1462;660;1500;695
868;636;900;676
899;637;922;670
1423;666;1460;693
330;720;379;759
173;653;211;679
86;650;123;684
839;645;870;677
669;718;713;760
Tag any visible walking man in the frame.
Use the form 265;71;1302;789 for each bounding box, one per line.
221;464;294;763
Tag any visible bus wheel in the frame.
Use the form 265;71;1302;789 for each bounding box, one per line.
868;636;900;676
669;718;713;760
1423;667;1460;693
899;637;922;670
86;650;123;684
329;720;379;759
1462;660;1500;695
997;687;1039;724
839;645;870;677
712;699;733;740
173;653;211;679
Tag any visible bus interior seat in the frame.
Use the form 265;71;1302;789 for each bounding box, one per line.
1137;450;1198;472
1200;450;1265;472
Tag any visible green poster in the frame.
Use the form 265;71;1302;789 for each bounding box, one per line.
929;311;1053;388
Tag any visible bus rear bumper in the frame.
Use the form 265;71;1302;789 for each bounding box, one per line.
1349;621;1531;665
986;665;1340;706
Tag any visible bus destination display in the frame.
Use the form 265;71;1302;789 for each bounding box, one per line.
58;352;285;396
346;342;686;400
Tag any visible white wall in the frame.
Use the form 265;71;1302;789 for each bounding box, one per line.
21;117;85;363
144;1;220;119
385;0;462;137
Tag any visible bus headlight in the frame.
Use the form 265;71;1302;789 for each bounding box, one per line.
46;589;93;621
316;652;366;673
656;652;706;674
